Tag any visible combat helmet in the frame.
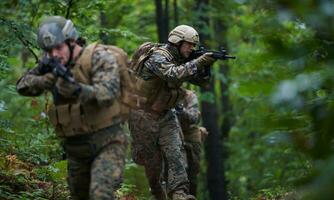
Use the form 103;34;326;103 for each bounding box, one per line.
168;25;199;45
37;16;78;51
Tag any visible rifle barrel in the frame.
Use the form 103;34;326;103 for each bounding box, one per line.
225;55;236;59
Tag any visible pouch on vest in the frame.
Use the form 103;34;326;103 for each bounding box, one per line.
151;87;186;112
48;104;75;137
47;106;64;137
70;103;91;133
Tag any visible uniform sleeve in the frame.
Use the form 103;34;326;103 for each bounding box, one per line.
16;67;44;96
79;46;121;107
189;67;211;87
179;91;201;126
144;51;198;85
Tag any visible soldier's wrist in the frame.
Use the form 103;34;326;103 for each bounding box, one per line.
186;61;198;75
32;76;45;89
192;58;206;71
78;83;95;103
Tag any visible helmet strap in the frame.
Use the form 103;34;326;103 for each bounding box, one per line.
176;41;183;53
65;39;75;67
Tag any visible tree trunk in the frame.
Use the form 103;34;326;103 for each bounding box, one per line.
164;0;169;35
201;82;227;200
215;18;231;200
155;0;169;42
173;0;178;27
194;0;228;199
99;11;110;44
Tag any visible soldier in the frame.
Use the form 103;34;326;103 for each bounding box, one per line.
16;16;128;200
128;25;216;200
175;89;208;197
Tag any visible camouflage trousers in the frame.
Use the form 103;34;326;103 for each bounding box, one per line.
129;109;189;199
63;123;128;200
184;141;201;197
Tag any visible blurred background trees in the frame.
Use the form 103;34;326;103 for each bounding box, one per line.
1;0;334;199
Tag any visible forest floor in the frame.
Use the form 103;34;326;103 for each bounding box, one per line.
0;152;298;200
0;152;147;200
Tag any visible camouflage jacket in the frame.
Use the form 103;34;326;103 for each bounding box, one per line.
16;44;121;107
138;44;198;88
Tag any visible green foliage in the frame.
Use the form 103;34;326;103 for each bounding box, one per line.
199;91;215;103
121;162;153;199
222;0;334;199
0;153;69;200
0;82;62;164
2;0;334;199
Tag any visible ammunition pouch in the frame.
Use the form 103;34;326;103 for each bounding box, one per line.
134;76;186;113
48;102;121;137
151;87;186;113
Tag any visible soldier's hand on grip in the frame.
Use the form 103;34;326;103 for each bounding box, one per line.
193;52;216;69
199;127;209;142
33;73;56;90
56;78;81;98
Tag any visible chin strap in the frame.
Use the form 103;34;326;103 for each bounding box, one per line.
65;39;75;67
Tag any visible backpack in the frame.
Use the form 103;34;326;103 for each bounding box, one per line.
129;42;163;74
78;42;174;116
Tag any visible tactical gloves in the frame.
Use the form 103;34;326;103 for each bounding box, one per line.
77;84;96;103
199;127;209;142
56;78;96;102
192;52;216;70
33;73;56;90
56;78;81;98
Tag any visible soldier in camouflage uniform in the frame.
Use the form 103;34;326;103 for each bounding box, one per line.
175;89;208;197
129;25;216;200
16;16;128;200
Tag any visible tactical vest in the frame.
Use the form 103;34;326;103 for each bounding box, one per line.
48;43;130;137
130;43;186;113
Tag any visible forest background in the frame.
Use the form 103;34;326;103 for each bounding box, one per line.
1;0;334;199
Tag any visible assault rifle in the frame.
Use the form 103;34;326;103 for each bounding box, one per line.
189;46;236;60
38;57;80;103
38;56;76;84
174;103;184;115
187;46;236;80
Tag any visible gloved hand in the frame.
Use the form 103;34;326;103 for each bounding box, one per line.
175;103;184;116
199;127;209;142
193;52;216;69
56;78;81;98
33;73;56;90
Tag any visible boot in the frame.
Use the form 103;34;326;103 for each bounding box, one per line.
171;190;196;200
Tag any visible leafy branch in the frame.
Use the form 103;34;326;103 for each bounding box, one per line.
0;17;39;63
